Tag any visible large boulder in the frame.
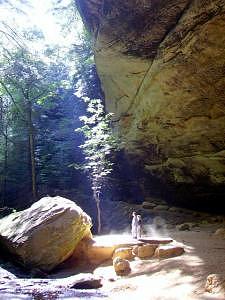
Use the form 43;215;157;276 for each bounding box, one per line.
0;196;92;271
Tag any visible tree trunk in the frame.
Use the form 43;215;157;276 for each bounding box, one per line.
3;127;8;206
28;101;37;201
0;98;8;206
94;190;101;234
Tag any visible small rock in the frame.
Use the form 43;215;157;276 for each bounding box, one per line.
181;222;199;229
166;224;174;230
214;228;225;237
176;223;190;231
71;276;103;289
168;207;182;213
155;245;184;259
113;247;134;260
113;257;131;276
133;244;158;258
210;217;219;223
201;220;208;225
190;222;199;228
144;197;166;205
211;216;224;223
179;208;193;215
153;205;169;211
142;202;156;209
205;274;225;294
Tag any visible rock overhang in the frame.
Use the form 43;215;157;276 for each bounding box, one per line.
76;0;225;209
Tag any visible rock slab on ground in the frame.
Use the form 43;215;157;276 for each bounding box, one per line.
133;244;158;259
0;196;92;271
176;223;191;231
142;202;156;209
139;238;173;244
71;234;145;266
155;245;184;259
112;247;134;260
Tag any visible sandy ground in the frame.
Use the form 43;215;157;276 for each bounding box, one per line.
93;227;225;300
1;228;225;299
1;204;225;299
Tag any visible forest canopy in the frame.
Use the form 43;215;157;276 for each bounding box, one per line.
0;0;105;211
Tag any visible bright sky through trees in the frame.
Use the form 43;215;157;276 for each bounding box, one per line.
0;0;83;50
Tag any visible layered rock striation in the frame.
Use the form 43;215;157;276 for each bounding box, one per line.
77;0;225;208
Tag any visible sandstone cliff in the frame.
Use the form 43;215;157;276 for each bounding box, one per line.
76;0;225;209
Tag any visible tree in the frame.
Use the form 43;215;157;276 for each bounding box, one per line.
0;95;10;206
0;48;57;200
76;98;119;233
0;1;114;215
0;30;77;201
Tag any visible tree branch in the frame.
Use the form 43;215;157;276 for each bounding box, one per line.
0;81;27;123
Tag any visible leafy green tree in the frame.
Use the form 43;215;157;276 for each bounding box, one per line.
0;21;77;201
76;98;119;233
0;1;113;219
0;47;59;200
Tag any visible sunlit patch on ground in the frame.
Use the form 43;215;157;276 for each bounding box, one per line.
93;230;225;300
93;234;138;246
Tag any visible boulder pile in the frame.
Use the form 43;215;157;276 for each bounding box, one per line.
111;238;184;275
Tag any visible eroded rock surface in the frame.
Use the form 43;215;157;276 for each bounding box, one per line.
155;245;185;259
133;244;158;259
205;273;225;294
0;196;92;271
113;257;131;276
77;0;225;207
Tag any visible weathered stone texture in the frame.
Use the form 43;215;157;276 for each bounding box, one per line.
77;0;225;206
0;196;92;271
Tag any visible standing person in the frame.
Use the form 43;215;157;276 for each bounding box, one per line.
131;211;138;239
137;215;142;239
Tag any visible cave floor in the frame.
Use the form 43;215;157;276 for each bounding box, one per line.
1;202;225;299
1;227;225;299
94;228;225;300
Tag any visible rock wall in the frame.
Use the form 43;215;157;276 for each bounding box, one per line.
77;0;225;209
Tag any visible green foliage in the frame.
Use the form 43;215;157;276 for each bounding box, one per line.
76;98;119;232
0;22;83;205
0;1;106;216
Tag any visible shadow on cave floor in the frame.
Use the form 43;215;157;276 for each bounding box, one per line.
1;200;225;299
89;200;225;299
92;230;225;300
